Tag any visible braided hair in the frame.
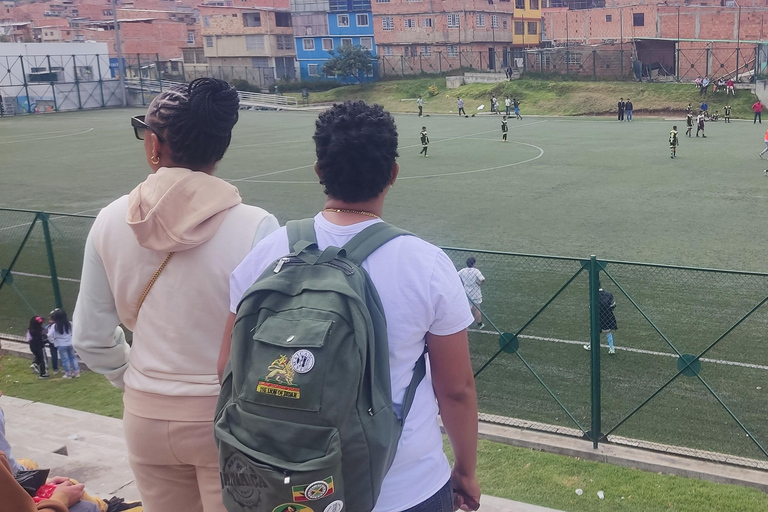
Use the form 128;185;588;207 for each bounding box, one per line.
147;78;240;170
313;101;399;203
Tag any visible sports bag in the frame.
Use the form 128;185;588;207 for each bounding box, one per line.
215;219;426;512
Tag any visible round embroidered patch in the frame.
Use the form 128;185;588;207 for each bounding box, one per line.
304;480;330;500
324;500;344;512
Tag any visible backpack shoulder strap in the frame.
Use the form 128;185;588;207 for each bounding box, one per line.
286;218;317;253
400;349;427;426
342;222;412;266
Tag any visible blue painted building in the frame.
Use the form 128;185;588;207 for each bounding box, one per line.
291;0;377;82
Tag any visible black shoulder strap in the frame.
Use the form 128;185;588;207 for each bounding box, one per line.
400;349;427;426
286;218;317;253
342;222;412;266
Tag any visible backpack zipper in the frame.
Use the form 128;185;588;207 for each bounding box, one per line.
273;256;355;275
283;471;291;484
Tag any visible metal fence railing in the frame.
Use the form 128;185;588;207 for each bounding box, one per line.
2;208;768;470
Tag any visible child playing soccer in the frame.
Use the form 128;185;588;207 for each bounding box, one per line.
696;112;706;138
419;126;429;157
724;104;732;123
501;116;508;142
686;112;693;137
513;98;522;119
670;125;679;159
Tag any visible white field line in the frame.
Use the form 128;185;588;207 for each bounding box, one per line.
0;128;94;145
11;272;80;283
231;121;548;185
469;329;768;372
0;129;77;140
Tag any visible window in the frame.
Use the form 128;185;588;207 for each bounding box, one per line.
329;0;346;10
275;12;291;27
341;37;352;47
515;0;524;8
514;21;524;34
447;44;459;57
502;18;508;29
308;63;319;76
205;35;213;47
382;16;393;30
322;38;333;51
476;14;485;27
376;0;390;2
356;13;369;26
102;9;113;15
246;34;265;50
252;56;269;67
404;46;413;57
633;12;644;26
447;14;460;28
382;45;394;56
76;65;93;80
565;53;581;65
422;18;433;28
491;15;498;28
605;14;612;22
202;15;210;27
337;14;349;27
243;12;261;27
302;38;315;50
276;34;294;50
530;0;538;9
527;21;537;34
404;18;415;28
421;45;431;56
360;37;372;50
187;30;195;44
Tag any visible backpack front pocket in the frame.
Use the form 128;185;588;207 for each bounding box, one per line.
217;405;346;512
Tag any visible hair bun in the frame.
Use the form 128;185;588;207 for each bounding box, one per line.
187;78;240;135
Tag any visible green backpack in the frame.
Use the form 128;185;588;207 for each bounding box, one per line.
215;219;425;512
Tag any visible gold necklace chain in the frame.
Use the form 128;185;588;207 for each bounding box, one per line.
323;208;380;218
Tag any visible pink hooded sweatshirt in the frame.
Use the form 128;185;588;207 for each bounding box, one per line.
73;167;277;420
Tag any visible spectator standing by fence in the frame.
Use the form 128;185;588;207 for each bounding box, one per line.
701;76;710;95
48;309;79;379
458;257;486;330
727;78;735;95
754;100;763;124
26;317;49;379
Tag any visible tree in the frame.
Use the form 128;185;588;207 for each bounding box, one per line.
322;44;375;83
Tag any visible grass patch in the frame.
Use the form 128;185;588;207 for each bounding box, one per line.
445;438;768;512
309;78;756;118
0;354;123;418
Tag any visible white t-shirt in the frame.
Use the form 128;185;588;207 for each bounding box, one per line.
458;267;485;303
230;213;474;512
505;98;511;107
47;324;73;347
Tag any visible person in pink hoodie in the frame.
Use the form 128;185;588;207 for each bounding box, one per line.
72;78;278;512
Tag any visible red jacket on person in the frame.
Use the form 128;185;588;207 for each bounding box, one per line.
753;102;763;113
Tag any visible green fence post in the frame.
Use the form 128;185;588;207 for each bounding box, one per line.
438;52;442;74
40;212;63;309
589;255;602;449
96;54;105;107
592;50;597;81
73;55;83;109
18;55;32;113
156;53;162;88
46;55;58;111
0;214;39;295
138;54;146;106
620;49;624;80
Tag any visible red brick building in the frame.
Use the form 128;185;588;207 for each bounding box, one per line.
371;0;543;73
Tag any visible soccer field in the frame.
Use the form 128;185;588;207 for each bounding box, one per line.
3;107;768;269
3;107;768;466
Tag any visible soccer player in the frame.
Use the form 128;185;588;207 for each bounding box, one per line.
685;112;693;137
419;126;429;157
501;116;508;142
724;104;732;123
759;128;768;159
583;284;618;354
670;125;679;159
458;257;485;329
417;95;423;117
696;111;706;138
513;98;522;119
686;103;693;115
700;101;709;118
457;97;466;116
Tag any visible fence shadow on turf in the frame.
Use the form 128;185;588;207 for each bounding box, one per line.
2;208;767;470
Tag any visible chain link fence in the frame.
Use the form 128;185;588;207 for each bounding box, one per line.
2;209;768;470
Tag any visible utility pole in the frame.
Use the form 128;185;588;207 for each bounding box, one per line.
112;0;127;106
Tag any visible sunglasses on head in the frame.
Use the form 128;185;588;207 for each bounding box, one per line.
131;115;165;142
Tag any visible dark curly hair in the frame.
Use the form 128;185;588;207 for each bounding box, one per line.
147;78;240;169
313;101;398;203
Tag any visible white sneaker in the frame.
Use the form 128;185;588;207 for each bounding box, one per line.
583;344;591;351
609;347;616;355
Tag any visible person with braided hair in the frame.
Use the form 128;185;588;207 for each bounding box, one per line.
72;78;278;512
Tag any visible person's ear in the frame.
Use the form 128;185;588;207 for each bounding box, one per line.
314;161;321;181
389;162;399;187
